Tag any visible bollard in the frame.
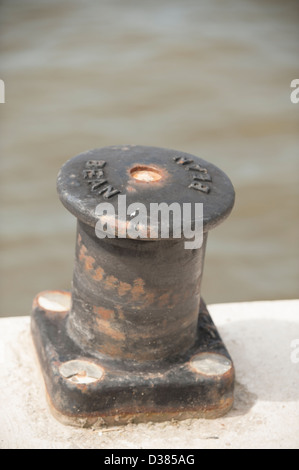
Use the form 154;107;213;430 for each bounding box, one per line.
31;145;235;426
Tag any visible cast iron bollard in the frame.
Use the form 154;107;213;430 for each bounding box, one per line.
31;145;235;426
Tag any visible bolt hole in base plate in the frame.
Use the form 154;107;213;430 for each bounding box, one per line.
37;291;71;313
59;360;105;384
31;291;234;427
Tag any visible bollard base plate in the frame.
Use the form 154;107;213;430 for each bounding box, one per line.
31;291;235;427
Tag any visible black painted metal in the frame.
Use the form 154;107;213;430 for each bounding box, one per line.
31;145;236;425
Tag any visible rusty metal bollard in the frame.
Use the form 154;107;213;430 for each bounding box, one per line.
31;145;235;426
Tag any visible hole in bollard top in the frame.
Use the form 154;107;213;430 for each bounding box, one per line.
130;165;163;182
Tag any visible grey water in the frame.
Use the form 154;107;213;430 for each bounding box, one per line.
0;0;298;317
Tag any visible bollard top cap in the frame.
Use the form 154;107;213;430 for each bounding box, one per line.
57;145;235;239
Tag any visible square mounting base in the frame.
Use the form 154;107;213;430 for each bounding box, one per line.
31;291;235;427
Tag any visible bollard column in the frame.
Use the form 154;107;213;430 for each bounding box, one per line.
31;145;235;426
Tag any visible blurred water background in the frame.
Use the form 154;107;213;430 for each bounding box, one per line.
0;0;298;317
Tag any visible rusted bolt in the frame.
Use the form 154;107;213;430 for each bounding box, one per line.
31;145;235;426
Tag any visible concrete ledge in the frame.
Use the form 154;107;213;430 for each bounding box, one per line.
0;299;298;449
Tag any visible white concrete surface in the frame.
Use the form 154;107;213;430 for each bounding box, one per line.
0;299;298;449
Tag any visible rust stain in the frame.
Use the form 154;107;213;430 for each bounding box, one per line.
143;291;155;306
78;243;95;271
118;281;131;296
48;390;233;424
95;317;125;341
84;256;95;271
105;275;155;307
93;306;114;321
93;267;105;281
115;304;125;320
126;185;137;193
158;292;170;307
78;243;87;261
76;242;157;307
131;278;145;301
105;275;119;289
97;342;124;358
